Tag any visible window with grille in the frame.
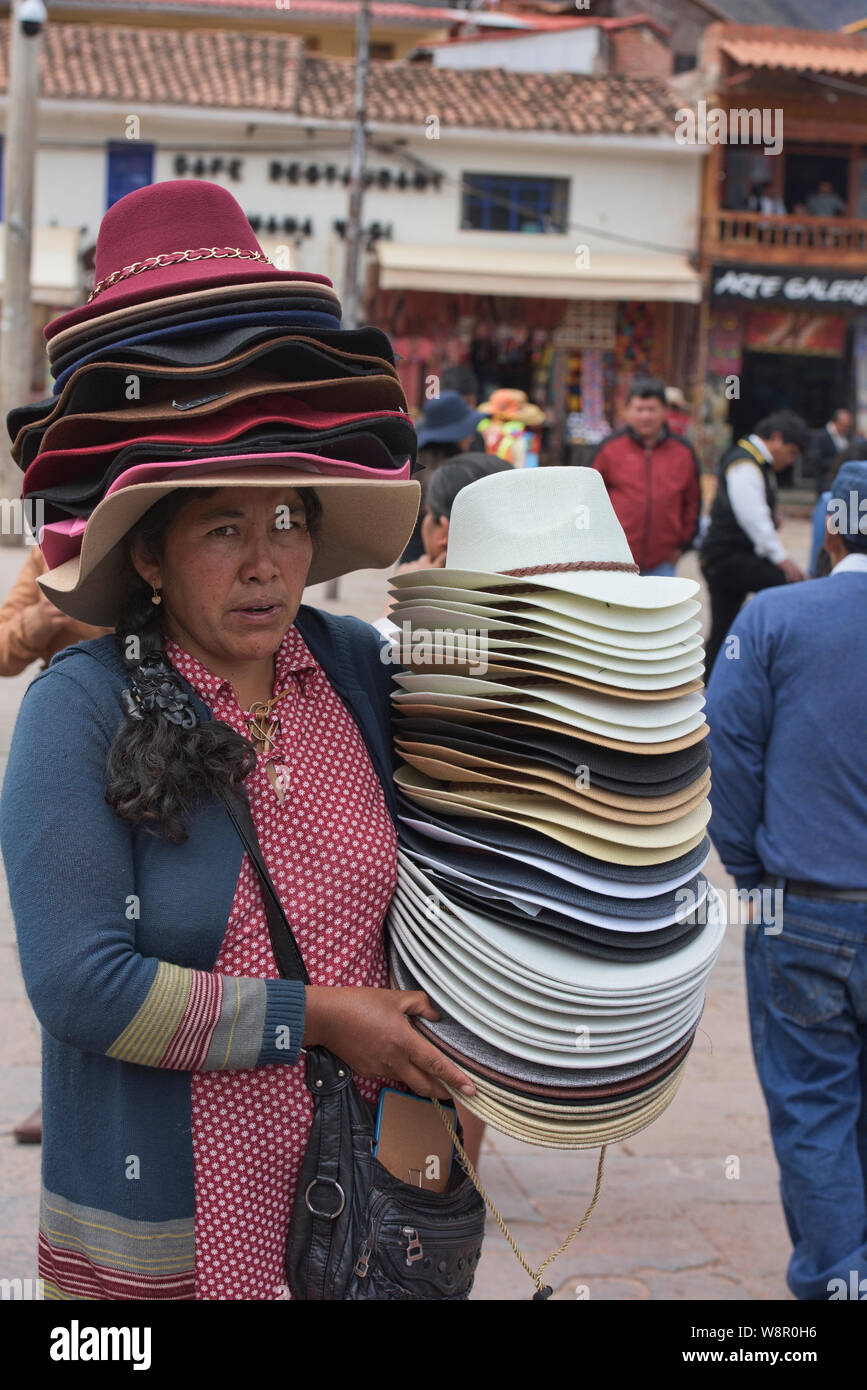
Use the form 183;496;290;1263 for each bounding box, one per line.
460;173;569;234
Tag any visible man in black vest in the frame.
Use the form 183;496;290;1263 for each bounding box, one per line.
701;411;808;675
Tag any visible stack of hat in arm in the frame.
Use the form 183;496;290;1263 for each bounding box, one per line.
386;467;725;1147
9;180;418;623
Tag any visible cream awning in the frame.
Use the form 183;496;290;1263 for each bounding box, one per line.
376;243;701;303
0;225;83;306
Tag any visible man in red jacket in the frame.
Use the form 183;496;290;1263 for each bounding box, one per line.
590;378;702;575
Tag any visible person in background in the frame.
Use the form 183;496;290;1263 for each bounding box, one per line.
809;408;854;497
705;459;867;1302
477;389;545;468
748;178;786;215
808;409;855;576
664;386;691;438
806;180;846;218
0;545;110;677
812;442;867;579
377;453;513;631
0;545;111;1143
440;365;479;409
700;410;808;675
403;391;486;563
589;377;701;578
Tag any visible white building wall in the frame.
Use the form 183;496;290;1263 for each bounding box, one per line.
431;29;603;74
22;106;703;303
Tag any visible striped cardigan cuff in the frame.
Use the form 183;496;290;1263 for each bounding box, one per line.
106;963;304;1071
257;979;306;1066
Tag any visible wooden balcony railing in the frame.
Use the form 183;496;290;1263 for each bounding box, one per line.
705;209;867;265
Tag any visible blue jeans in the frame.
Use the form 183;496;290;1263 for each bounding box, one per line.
640;562;676;577
744;893;867;1299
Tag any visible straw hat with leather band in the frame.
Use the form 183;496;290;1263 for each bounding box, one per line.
37;466;420;626
390;466;697;612
43;180;333;342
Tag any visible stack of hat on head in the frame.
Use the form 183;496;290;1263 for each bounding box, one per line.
9;180;419;626
386;466;725;1148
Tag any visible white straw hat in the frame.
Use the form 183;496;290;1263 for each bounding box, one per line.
392;467;698;610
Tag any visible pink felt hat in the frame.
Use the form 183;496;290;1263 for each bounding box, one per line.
45;180;332;342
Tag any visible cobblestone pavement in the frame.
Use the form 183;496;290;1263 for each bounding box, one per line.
0;516;812;1299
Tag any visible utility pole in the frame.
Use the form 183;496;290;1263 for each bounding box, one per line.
342;0;371;331
0;0;45;547
325;0;370;601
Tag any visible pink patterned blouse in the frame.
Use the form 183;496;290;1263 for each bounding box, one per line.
165;623;398;1301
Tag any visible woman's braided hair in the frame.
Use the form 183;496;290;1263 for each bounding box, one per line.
105;485;323;843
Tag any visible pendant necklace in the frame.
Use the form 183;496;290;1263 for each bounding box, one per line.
244;687;294;804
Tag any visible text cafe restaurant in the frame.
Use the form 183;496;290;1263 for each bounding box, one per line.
366;247;703;463
706;264;867;487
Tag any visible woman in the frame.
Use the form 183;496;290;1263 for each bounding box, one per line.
375;452;512;630
0;474;475;1301
401;391;486;563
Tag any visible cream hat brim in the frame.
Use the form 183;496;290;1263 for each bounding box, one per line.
37;468;420;626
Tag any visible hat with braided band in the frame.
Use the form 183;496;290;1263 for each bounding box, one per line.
44;180;332;341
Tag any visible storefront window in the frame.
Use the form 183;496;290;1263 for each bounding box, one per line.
460;174;568;234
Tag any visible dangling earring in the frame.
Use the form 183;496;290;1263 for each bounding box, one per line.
151;586;162;606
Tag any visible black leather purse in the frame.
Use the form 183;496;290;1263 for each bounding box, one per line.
221;789;487;1301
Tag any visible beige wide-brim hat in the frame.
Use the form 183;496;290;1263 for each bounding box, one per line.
37;467;420;626
391;466;699;611
395;766;710;865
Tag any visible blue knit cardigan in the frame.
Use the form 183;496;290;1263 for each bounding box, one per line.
0;606;398;1299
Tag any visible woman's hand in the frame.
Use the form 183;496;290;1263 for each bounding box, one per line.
302;986;476;1100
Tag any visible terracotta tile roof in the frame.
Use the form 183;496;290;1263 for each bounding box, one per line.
0;23;679;133
303;57;678;133
52;0;514;27
5;25;306;109
710;24;867;77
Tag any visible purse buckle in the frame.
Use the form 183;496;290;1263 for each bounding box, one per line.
402;1227;424;1266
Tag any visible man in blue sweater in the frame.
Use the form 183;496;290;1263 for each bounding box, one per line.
705;459;867;1302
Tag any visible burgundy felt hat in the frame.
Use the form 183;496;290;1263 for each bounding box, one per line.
44;180;332;342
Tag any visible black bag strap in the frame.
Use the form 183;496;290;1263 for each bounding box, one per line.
220;788;310;986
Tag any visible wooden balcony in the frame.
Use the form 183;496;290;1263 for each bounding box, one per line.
704;209;867;266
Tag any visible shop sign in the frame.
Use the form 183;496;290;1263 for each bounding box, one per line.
712;265;867;309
